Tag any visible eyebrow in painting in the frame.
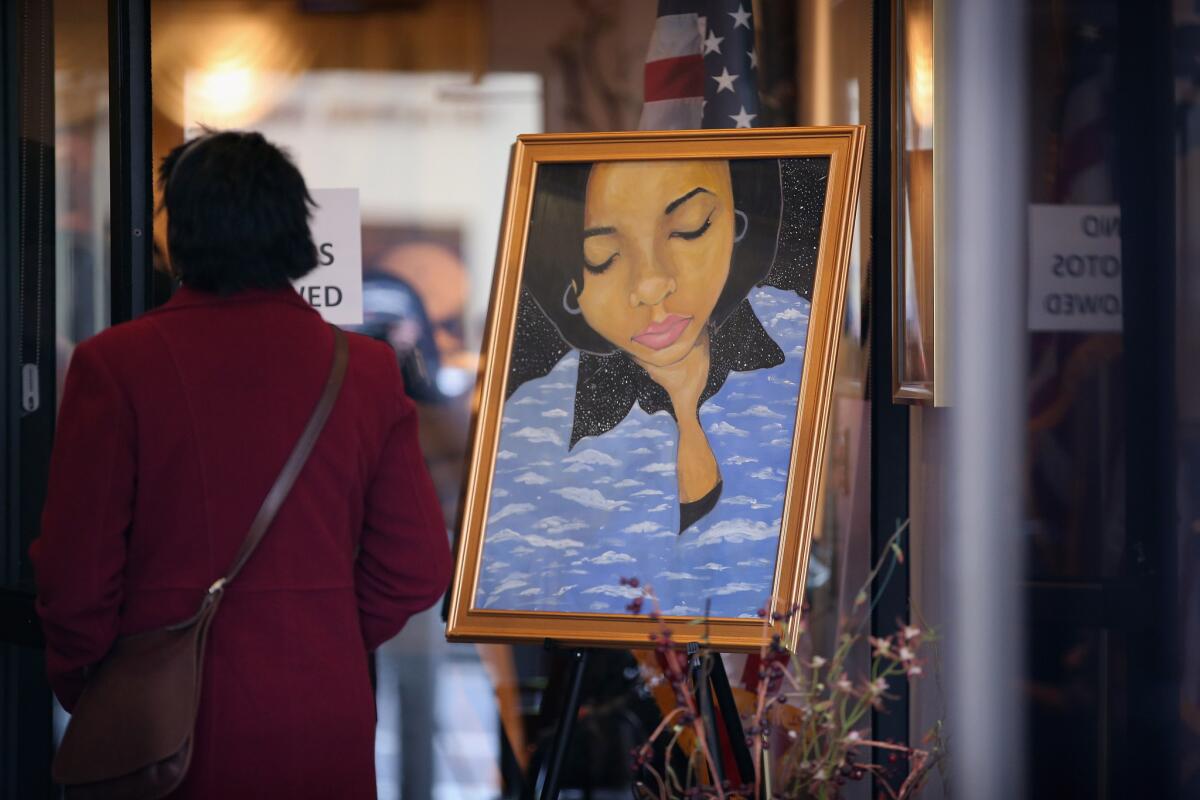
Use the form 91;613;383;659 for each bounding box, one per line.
664;187;714;216
583;225;617;239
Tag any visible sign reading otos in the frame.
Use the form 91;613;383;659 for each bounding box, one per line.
294;188;363;325
1027;204;1121;332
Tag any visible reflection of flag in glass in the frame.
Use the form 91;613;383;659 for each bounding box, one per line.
639;1;761;131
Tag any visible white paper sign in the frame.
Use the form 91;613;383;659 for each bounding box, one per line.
296;188;363;325
1027;204;1121;331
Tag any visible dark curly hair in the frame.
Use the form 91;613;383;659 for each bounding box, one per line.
158;130;318;294
521;158;783;355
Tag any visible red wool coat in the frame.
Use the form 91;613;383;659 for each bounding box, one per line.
31;286;453;798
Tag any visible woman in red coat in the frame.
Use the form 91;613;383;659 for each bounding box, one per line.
31;131;453;798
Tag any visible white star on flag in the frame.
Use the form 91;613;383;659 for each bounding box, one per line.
703;29;724;55
729;4;752;30
730;105;757;128
749;49;758;69
712;67;738;93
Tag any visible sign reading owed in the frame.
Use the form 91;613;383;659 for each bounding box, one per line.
1028;204;1121;332
295;188;363;325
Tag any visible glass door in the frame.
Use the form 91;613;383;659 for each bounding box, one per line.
1;2;151;797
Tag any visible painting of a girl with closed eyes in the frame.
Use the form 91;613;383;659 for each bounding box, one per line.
472;153;832;621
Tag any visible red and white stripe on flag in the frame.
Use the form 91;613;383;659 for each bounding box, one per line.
639;3;707;131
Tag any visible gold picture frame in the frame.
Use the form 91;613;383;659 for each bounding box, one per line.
891;0;938;403
445;127;865;652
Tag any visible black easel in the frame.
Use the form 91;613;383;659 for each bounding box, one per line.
533;642;754;800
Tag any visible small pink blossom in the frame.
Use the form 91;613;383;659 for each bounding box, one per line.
903;625;922;640
811;655;827;669
899;646;916;662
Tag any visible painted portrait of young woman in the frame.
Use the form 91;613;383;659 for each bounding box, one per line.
470;153;831;620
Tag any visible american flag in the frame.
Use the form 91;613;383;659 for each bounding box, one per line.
639;0;761;131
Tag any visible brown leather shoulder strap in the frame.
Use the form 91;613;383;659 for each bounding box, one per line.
219;325;348;588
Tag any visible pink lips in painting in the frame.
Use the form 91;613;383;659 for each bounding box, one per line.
631;314;693;351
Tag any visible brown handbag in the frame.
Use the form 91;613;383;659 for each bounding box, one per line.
50;326;349;800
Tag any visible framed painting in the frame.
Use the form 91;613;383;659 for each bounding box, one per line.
445;127;865;652
891;0;939;403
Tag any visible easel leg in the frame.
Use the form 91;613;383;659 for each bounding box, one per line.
688;642;725;785
708;653;756;786
538;648;589;800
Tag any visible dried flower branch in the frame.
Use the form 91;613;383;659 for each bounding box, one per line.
624;520;946;800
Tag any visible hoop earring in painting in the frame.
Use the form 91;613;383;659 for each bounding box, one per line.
563;280;583;315
733;209;749;243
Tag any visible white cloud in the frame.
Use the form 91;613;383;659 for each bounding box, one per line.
502;417;518;424
554;355;579;372
492;488;509;498
699;403;724;416
774;307;805;322
630;447;653;455
737;558;770;567
533;516;586;534
491;577;528;595
750;467;785;481
541;408;569;418
551;487;629;511
589;601;610;611
552;584;577;597
663;604;701;615
540;381;575;390
519;587;542;596
657;571;700;581
639;462;676;474
488;504;534;524
566;569;589;575
512;546;534;555
698;562;729;572
613;478;643;489
588;550;635;565
632;489;664;497
523;534;585;550
582;584;642;598
496;450;517;460
721;495;758;506
630;428;669;439
623;521;663;534
760;423;785;433
710;581;765;596
732;404;785;420
707;421;748;437
513;396;545;406
769;438;792;447
593;476;613;484
725;455;758;465
767;375;796;387
514;472;550;485
563;463;593;473
512;427;564;446
564;448;621;467
649;503;671;512
691;518;781;546
486;560;510;572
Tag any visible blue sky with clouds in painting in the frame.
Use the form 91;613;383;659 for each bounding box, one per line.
476;286;814;619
